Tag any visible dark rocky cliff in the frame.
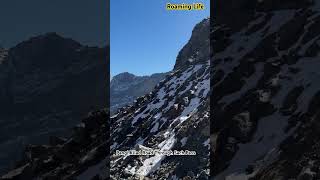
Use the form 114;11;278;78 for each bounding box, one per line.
212;0;320;179
0;33;108;175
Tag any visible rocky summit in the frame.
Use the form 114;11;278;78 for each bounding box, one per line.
110;72;167;113
212;0;320;179
174;18;210;70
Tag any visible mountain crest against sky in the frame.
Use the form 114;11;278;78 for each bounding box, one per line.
174;18;210;70
111;72;137;83
10;33;84;73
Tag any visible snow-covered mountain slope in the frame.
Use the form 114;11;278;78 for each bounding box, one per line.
212;0;320;179
110;72;167;113
110;62;210;179
110;18;210;179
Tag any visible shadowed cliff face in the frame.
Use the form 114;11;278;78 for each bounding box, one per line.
212;0;320;179
0;33;108;175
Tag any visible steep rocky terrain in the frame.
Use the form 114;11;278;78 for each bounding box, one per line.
110;18;210;179
1;109;109;180
110;72;167;113
0;33;108;175
212;0;320;179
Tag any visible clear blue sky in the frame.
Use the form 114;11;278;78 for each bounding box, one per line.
111;0;209;76
0;0;108;48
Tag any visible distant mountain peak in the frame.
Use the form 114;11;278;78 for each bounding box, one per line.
112;72;136;80
110;71;167;113
14;32;82;51
8;33;87;71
